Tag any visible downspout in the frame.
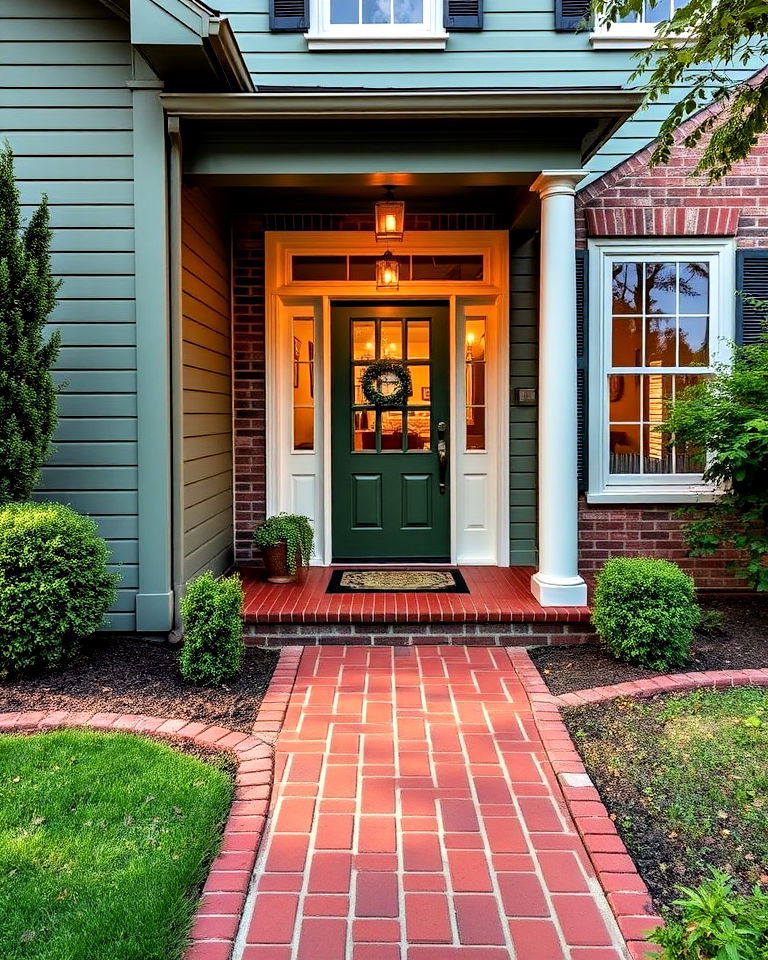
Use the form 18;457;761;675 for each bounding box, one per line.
168;116;184;630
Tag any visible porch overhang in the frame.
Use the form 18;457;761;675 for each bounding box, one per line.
162;88;642;165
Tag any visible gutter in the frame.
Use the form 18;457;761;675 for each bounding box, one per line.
205;18;254;93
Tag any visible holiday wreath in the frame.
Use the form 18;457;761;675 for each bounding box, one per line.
360;359;413;407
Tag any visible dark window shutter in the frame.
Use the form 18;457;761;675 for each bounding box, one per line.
270;0;309;31
576;249;588;492
445;0;482;30
555;0;591;31
736;249;768;345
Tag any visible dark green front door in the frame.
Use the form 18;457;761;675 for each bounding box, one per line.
331;303;451;561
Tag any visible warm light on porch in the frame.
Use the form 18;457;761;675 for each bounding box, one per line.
376;251;400;290
374;186;405;242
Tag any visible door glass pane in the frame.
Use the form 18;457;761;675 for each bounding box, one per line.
353;321;376;360
380;320;403;359
408;364;430;405
466;408;486;451
353;409;375;451
406;412;431;451
353;365;369;403
407;320;430;359
465;317;487;450
465;319;486;361
381;411;403;452
293;318;314;451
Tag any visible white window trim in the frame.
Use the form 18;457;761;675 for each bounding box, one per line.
305;0;447;48
587;237;735;504
590;15;690;49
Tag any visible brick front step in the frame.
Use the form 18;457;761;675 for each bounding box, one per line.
244;620;595;647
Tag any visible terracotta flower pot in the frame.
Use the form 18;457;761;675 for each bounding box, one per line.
261;541;303;584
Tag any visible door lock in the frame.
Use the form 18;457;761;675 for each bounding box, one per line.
436;420;448;495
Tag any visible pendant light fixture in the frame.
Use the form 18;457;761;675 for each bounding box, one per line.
375;251;400;290
374;185;405;242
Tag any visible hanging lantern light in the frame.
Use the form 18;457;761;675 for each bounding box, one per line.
374;186;405;242
376;251;400;290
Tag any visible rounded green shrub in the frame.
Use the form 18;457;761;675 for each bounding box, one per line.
0;501;119;676
591;557;700;670
179;572;244;685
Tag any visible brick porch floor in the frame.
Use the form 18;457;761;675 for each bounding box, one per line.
242;566;591;625
232;646;629;960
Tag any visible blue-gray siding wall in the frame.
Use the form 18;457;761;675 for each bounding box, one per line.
1;0;138;629
219;0;756;181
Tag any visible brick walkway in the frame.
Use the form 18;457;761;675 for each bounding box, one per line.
234;646;628;960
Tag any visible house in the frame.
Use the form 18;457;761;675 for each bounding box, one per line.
3;0;766;639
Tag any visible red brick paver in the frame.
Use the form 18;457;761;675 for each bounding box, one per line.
235;646;629;960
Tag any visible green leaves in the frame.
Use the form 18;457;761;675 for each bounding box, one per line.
591;0;768;180
252;513;315;575
0;143;60;503
179;572;245;686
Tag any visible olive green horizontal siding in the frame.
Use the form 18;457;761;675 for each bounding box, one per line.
181;184;234;584
509;235;538;566
5;0;138;629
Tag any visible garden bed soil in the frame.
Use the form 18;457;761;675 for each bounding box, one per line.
531;596;768;695
0;635;279;732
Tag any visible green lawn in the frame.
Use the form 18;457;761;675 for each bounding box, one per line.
0;729;234;960
566;687;768;909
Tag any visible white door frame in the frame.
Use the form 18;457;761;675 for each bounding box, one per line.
264;231;510;566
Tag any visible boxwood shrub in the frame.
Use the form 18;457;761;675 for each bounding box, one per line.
179;572;244;685
591;557;700;670
0;501;119;676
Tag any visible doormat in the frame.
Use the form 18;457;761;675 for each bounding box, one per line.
326;569;470;594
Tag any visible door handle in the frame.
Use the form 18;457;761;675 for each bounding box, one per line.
436;420;448;495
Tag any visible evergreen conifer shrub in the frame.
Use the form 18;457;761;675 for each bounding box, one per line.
0;143;61;503
591;557;700;670
180;573;245;685
0;502;119;676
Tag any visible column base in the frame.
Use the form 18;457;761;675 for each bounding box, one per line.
531;572;588;607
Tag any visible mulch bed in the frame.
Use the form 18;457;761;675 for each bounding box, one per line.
531;596;768;696
0;635;279;733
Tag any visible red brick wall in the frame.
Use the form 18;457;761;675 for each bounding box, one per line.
578;501;746;590
231;211;506;563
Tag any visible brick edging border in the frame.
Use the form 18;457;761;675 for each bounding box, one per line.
511;654;768;960
0;644;304;960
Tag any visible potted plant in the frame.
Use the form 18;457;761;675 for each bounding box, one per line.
253;513;314;584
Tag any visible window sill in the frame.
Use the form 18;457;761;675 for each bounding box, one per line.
590;28;690;49
305;32;448;49
586;486;719;505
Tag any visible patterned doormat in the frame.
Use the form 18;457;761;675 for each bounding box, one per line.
326;569;470;594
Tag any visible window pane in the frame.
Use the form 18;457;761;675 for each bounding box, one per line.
363;0;390;22
381;411;403;451
407;320;430;359
643;425;673;472
331;0;359;21
679;262;709;312
292;255;346;280
466;361;485;406
466;408;486;451
645;262;677;314
352;321;376;360
679;316;709;365
609;374;641;423
381;320;403;359
643;0;669;22
394;0;422;21
609;424;641;474
611;316;642;366
353;365;368;403
293;408;313;450
353;410;376;451
643;373;673;423
411;255;483;281
675;373;706;396
612;262;642;314
676;441;706;474
645;315;676;366
406;412;431;450
293;318;314;451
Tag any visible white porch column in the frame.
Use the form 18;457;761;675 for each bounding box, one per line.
530;170;588;607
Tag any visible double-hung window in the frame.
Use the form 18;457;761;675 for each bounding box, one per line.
590;0;689;47
587;239;735;502
305;0;447;47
